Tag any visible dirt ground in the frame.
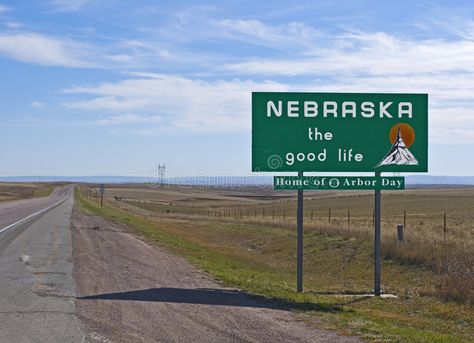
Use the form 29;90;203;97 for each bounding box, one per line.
71;209;361;343
102;184;294;207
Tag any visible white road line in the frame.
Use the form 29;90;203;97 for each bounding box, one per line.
0;195;69;234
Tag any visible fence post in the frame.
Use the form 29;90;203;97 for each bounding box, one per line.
272;209;274;221
311;210;314;222
283;211;286;221
263;208;265;218
329;209;331;223
348;210;350;230
397;224;404;242
443;212;447;242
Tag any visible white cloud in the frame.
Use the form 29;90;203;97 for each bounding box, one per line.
97;114;162;125
226;31;474;77
0;32;180;68
0;32;94;67
19;14;471;141
215;19;319;49
31;101;46;108
63;74;288;132
49;0;90;12
5;22;22;29
429;107;474;144
60;70;474;141
106;54;133;63
121;40;172;59
0;4;9;13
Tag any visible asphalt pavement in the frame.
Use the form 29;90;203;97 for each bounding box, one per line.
0;186;84;343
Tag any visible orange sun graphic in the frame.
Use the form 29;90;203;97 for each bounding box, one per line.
389;123;416;148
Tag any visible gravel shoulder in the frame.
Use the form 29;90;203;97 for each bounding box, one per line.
72;209;362;343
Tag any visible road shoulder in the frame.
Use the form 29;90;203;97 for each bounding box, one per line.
72;207;361;343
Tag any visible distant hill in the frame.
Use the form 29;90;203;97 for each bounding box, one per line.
0;175;473;186
0;175;149;183
405;175;474;185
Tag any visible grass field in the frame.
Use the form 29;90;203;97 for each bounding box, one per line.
102;184;474;271
0;182;55;202
78;184;474;342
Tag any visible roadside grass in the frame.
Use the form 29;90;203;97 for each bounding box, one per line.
32;184;55;198
76;187;474;343
0;183;54;201
122;187;474;305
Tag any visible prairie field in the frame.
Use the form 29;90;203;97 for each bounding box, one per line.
101;184;474;262
0;182;55;202
79;183;474;342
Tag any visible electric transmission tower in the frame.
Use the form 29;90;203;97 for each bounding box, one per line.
157;163;166;185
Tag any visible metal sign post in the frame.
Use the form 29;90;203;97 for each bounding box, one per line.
374;172;382;295
297;171;304;292
99;184;105;208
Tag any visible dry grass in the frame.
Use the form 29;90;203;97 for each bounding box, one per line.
99;184;474;305
437;251;474;305
0;182;55;201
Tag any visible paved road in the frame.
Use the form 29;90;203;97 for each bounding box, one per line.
0;186;69;234
0;186;84;343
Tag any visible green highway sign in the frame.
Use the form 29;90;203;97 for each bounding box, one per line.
252;92;428;172
274;176;405;190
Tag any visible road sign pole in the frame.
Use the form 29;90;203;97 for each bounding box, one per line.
99;183;105;208
297;171;304;293
374;171;382;296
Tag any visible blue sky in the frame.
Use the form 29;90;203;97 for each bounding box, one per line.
0;0;473;176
